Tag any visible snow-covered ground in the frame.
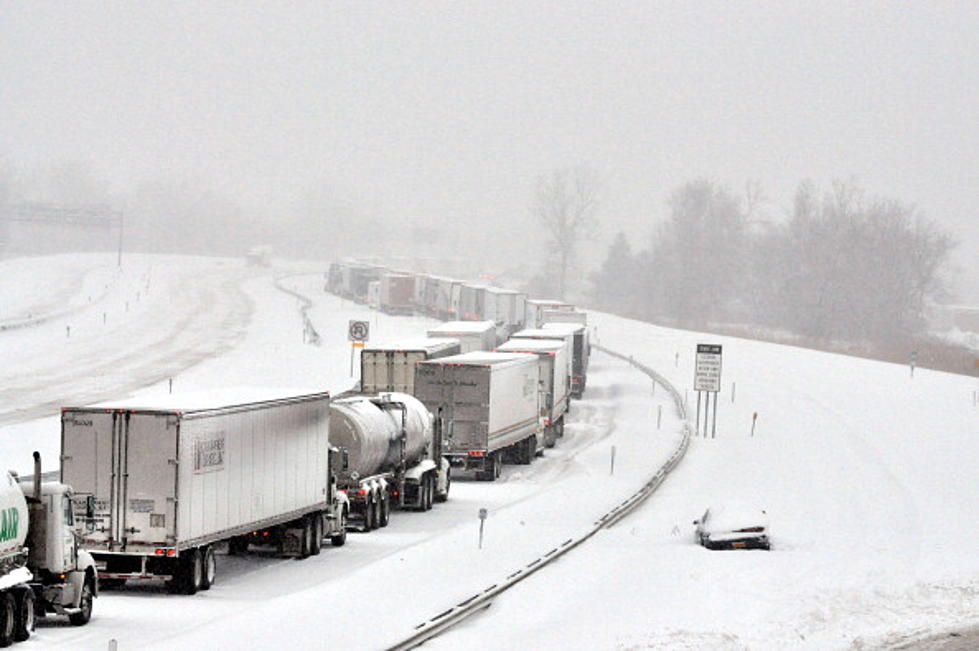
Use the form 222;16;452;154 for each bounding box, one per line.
1;254;976;649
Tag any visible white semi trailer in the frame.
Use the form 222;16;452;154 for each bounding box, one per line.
414;352;542;481
330;393;449;531
60;390;348;595
360;338;461;395
1;452;99;645
427;321;497;353
496;337;572;447
541;321;590;398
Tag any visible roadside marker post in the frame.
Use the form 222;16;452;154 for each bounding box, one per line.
478;508;488;549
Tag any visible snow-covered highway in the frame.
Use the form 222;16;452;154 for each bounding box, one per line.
1;254;976;650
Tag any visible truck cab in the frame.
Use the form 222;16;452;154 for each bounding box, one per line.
19;479;98;623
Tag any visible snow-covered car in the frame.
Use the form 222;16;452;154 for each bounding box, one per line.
693;502;771;550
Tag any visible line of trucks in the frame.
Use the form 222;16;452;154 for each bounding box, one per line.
1;260;591;644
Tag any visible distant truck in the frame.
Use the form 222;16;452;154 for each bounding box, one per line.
427;321;497;353
379;274;416;315
496;337;571;446
414;352;543;480
61;390;348;595
458;284;488;321
360;338;461;395
535;322;590;398
330;393;449;530
1;452;98;645
524;299;574;329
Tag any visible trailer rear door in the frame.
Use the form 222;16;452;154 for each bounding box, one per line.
62;410;115;547
123;412;178;546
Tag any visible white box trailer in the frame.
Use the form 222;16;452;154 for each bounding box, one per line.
360;338;462;394
433;277;461;320
525;299;574;329
542;308;587;326
496;337;571;447
458;284;488;321
427;320;497;353
414;352;542;480
542;322;591;398
60;390;348;595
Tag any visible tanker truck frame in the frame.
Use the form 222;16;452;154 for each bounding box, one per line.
60;390;348;595
330;393;449;532
1;452;99;646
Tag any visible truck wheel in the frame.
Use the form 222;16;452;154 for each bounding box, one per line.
200;546;216;590
493;453;503;479
68;577;94;625
13;588;35;642
330;510;348;547
435;470;450;503
557;417;565;437
298;518;313;559
362;499;375;531
310;516;323;556
170;549;201;595
422;476;433;511
379;496;390;527
544;427;556;448
0;592;16;646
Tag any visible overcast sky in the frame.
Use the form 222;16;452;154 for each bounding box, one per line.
2;2;977;296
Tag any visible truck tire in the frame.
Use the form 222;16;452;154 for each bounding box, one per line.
363;499;375;531
556;416;565;437
168;549;202;595
493;453;503;479
12;588;35;642
379;496;390;527
200;546;216;590
435;469;450;503
421;476;432;511
68;577;94;625
0;592;15;647
330;510;348;547
310;516;323;556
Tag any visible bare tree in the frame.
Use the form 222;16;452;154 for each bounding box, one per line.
532;166;602;300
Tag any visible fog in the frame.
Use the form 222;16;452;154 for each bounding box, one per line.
1;1;977;300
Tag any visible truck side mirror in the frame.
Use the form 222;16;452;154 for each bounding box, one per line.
86;495;96;519
342;450;349;471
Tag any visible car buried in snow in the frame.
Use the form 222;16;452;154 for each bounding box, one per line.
694;502;771;550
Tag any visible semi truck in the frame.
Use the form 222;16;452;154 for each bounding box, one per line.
528;322;591;398
525;299;574;329
1;452;98;645
60;390;348;595
379;273;416;315
427;321;497;353
458;284;488;321
361;338;461;395
330;393;449;530
496;337;571;447
414;352;542;481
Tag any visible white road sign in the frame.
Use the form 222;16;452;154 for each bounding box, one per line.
694;343;722;392
348;320;370;342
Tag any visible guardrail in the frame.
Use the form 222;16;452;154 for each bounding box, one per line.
272;274;321;345
387;345;692;650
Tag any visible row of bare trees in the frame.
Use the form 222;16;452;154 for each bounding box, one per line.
590;178;955;343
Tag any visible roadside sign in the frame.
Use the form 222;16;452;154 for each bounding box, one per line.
694;344;722;393
348;320;370;342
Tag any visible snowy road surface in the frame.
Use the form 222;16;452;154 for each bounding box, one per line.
2;254;976;649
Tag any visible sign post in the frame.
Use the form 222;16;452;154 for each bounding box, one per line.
694;344;723;438
478;508;488;549
348;320;370;377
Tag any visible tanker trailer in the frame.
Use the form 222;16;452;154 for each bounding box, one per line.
330;392;449;532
